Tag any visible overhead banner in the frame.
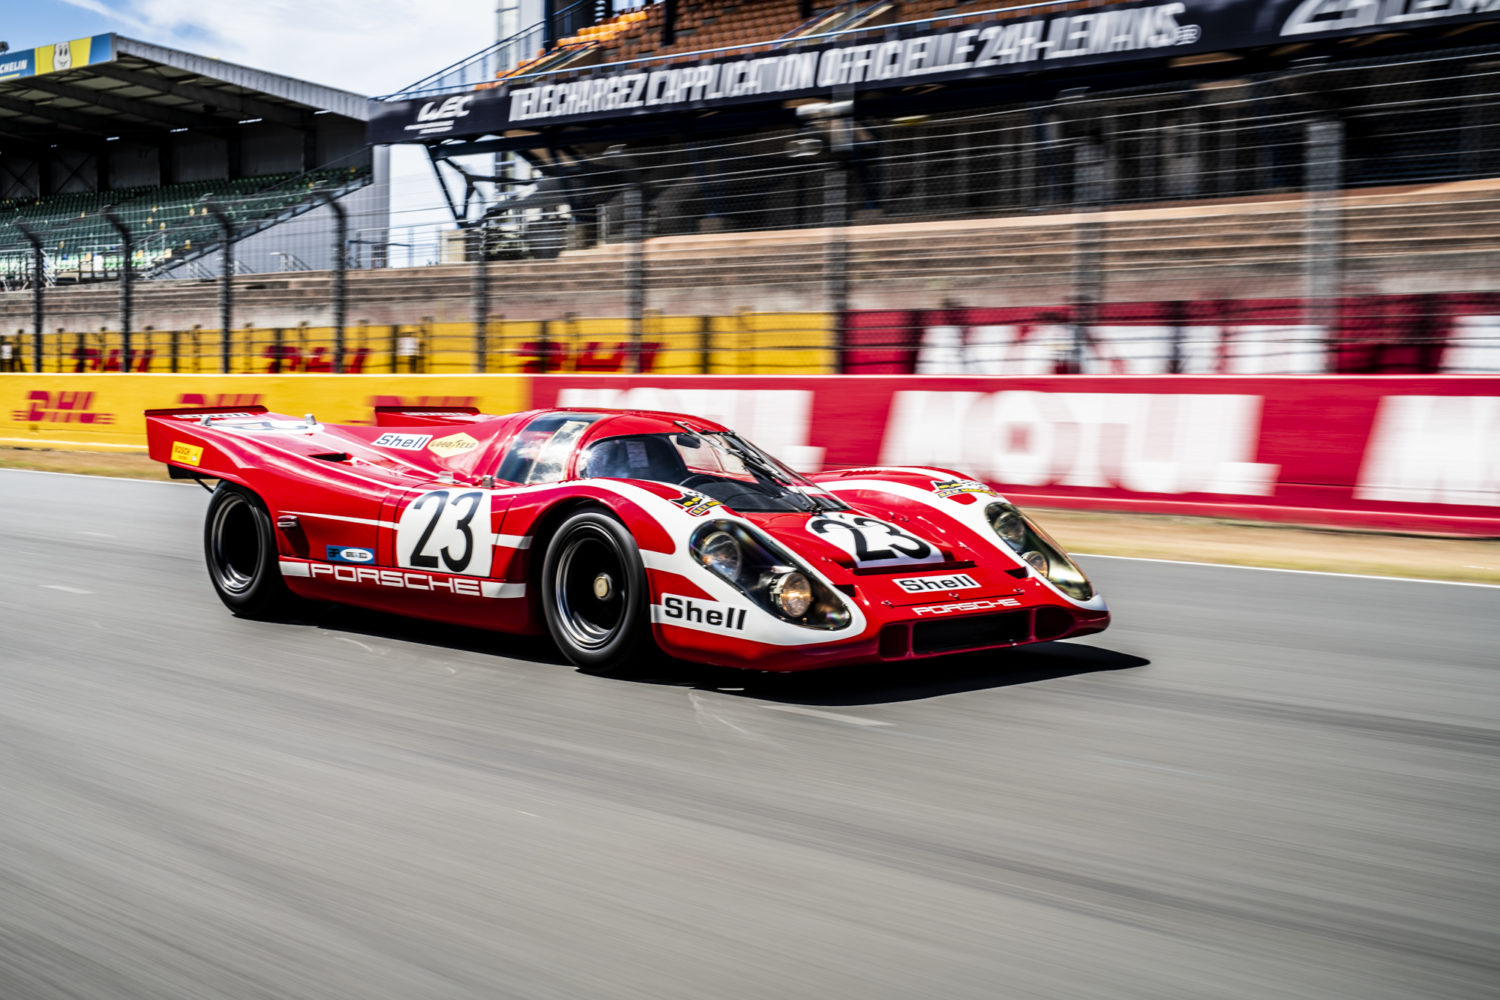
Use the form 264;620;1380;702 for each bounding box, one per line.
370;0;1500;140
0;34;113;81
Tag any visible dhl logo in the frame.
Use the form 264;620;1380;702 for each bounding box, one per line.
12;390;115;424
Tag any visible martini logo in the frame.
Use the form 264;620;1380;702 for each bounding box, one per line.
669;492;724;516
170;441;204;466
428;432;479;457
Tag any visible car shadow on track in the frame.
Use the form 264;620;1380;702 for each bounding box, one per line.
285;605;1147;706
658;642;1150;707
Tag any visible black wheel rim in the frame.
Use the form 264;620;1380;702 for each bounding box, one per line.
553;524;626;651
209;493;262;594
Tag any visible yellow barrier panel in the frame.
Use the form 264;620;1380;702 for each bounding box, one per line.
8;313;838;376
0;374;533;453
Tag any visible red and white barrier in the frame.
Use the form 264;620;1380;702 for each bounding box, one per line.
534;375;1500;536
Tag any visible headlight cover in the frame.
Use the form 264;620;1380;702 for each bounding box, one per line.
984;502;1093;601
690;520;850;629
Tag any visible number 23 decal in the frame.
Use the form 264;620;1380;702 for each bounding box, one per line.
397;489;494;577
807;512;940;567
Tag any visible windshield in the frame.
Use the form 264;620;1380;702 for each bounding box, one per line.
578;430;845;513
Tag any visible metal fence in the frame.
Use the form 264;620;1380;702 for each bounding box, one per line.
3;43;1499;375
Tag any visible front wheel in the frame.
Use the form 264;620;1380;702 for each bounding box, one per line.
203;483;305;619
540;509;650;673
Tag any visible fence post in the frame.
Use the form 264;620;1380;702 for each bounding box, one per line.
1068;117;1105;375
471;226;489;373
15;221;45;372
102;207;133;373
317;189;348;373
604;146;646;375
204;198;235;373
1305;116;1344;372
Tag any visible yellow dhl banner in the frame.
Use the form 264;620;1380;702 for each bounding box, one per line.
0;374;533;452
10;312;836;376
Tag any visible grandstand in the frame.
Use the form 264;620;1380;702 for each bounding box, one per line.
0;34;383;287
373;0;1500;251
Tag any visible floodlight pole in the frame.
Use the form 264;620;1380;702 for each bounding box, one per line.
204;198;235;373
103;207;133;372
14;221;44;372
317;189;348;373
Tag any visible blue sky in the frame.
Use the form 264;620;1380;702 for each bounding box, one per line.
4;0;494;95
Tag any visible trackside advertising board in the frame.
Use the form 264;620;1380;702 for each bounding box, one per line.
4;374;1497;534
0;35;113;80
369;0;1500;139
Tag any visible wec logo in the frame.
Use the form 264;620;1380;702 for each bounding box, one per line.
12;390;114;425
417;96;472;122
408;96;473;135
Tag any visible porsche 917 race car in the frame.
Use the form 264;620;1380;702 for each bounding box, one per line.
145;403;1109;672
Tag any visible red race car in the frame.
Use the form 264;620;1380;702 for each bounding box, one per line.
145;403;1109;672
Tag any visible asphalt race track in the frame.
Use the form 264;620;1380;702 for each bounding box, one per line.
2;469;1497;1000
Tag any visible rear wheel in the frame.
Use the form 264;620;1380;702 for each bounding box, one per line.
204;483;304;619
540;509;650;673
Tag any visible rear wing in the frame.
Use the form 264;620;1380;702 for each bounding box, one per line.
143;405;279;481
373;405;482;427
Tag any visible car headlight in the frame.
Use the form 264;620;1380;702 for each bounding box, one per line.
690;521;849;629
697;529;742;581
1021;549;1049;575
984;502;1093;601
990;507;1027;550
770;571;812;617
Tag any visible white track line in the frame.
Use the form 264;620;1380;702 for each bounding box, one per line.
0;468;185;484
42;585;93;595
1075;553;1500;589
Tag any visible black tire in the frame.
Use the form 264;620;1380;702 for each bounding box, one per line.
203;483;304;619
540;509;650;673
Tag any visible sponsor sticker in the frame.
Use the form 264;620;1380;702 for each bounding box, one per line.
372;432;432;450
307;562;489;596
429;432;479;457
170;441;203;466
931;479;997;499
912;597;1022;615
325;546;375;564
659;595;749;631
893;572;982;594
668;492;724;516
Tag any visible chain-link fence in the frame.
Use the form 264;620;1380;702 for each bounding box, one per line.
3;42;1498;376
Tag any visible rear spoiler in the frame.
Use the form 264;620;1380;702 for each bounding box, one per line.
143;405;276;484
145;404;269;419
374;405;482;427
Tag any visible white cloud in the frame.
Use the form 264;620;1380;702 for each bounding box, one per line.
58;0;494;96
